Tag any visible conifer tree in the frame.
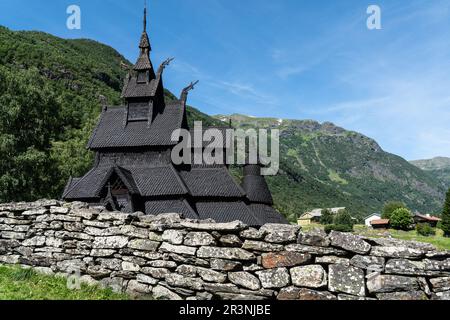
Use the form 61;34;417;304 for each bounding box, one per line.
441;188;450;237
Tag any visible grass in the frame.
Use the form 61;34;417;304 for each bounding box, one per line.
301;223;450;250
0;265;128;300
353;225;450;250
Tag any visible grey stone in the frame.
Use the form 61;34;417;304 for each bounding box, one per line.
121;261;140;272
210;259;242;271
229;272;261;290
45;237;63;248
165;273;203;291
291;265;327;288
204;283;240;294
0;255;20;264
261;251;311;268
119;225;148;239
99;277;124;294
219;234;242;247
376;291;428;300
260;223;300;243
176;264;197;277
242;240;284;252
1;232;26;240
243;264;264;272
22;236;46;247
432;290;450;300
136;273;159;285
168;253;209;267
240;227;265;240
184;232;216;246
141;267;171;279
297;229;330;247
146;260;177;269
371;246;424;259
148;232;163;241
152;285;182;300
128;239;159;251
93;236;129;249
315;256;349;265
159;242;196;256
366;274;420;293
97;258;122;271
180;220;246;232
277;287;336;300
126;280;151;296
56;259;86;272
328;264;365;296
285;244;347;256
197;246;255;261
87;265;111;278
83;220;110;228
90;249;116;257
162;229;185;245
216;293;267;300
430;277;450;292
329;231;371;254
338;294;376;301
196;267;227;283
22;208;48;216
256;268;290;289
350;255;385;272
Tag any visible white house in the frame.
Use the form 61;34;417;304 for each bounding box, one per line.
364;213;381;227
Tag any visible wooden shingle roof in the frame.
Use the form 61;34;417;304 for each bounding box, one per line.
87;102;184;149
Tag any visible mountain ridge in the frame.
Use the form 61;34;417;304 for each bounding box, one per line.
0;26;446;222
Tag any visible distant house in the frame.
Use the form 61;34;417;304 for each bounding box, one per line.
365;213;381;227
371;219;390;229
413;213;441;228
297;207;346;226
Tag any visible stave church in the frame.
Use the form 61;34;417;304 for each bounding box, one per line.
62;7;288;226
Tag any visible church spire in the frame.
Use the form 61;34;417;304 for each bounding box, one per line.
139;4;151;51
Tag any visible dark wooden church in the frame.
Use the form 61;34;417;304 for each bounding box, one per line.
62;8;288;226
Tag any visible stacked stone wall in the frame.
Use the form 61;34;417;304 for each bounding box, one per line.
0;200;449;300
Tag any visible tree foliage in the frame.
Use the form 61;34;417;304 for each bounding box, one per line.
442;188;450;237
320;209;333;225
390;208;413;231
382;201;407;219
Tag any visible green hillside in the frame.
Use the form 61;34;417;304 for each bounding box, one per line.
411;157;450;189
215;115;446;220
0;26;446;222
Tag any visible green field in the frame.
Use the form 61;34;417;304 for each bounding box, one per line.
0;265;127;300
302;223;450;250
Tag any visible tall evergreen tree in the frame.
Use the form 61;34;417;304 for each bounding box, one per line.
442;188;450;237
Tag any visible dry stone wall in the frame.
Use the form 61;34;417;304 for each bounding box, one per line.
0;200;450;300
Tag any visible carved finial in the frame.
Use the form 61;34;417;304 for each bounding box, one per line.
162;57;174;69
180;80;199;104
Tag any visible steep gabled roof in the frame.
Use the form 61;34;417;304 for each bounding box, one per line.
195;201;259;226
179;167;246;198
241;175;273;205
249;204;288;225
127;165;189;197
145;199;197;219
87;101;185;149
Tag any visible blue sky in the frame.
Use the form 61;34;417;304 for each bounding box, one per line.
1;0;450;160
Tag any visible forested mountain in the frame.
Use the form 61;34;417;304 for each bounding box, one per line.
411;157;450;190
0;27;445;222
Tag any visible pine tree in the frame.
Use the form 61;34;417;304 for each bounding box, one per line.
442;188;450;237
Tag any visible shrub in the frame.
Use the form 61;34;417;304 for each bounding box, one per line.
390;208;414;230
320;209;333;225
382;201;407;219
442;188;450;237
333;209;354;227
324;224;353;234
416;223;436;237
